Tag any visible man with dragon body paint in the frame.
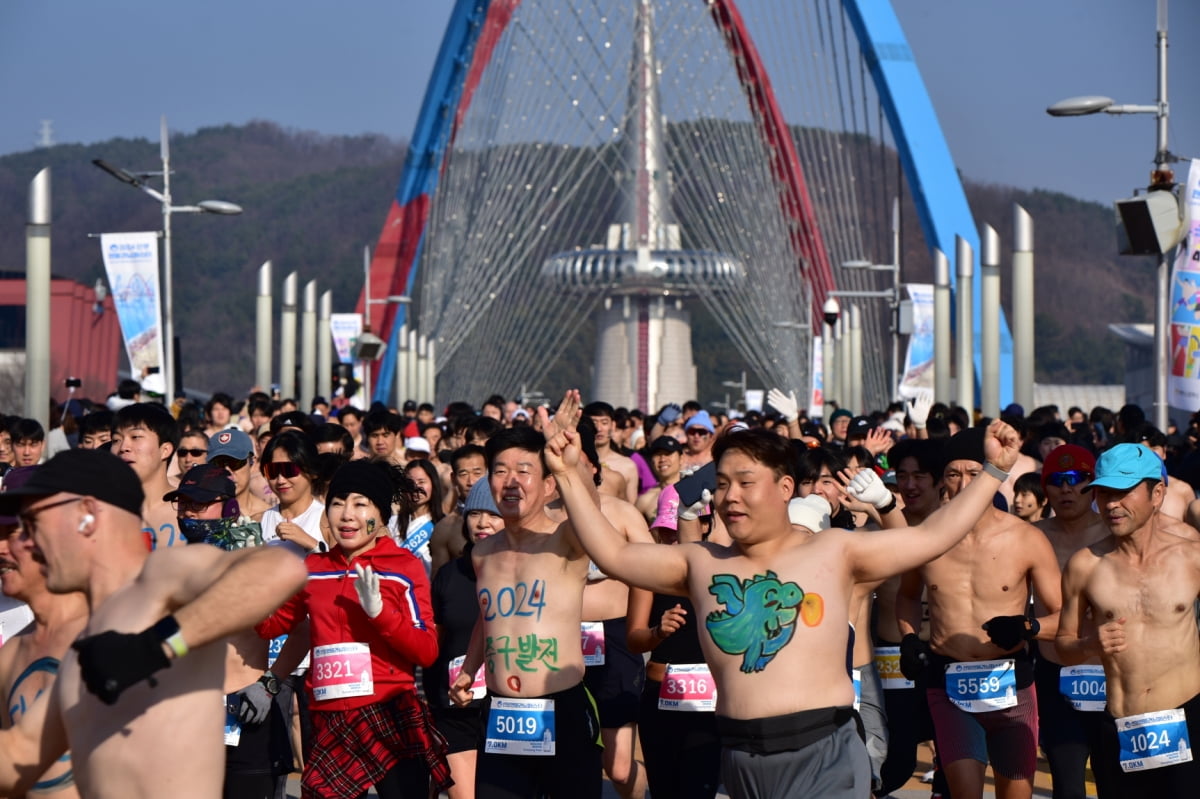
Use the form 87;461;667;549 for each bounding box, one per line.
545;389;1021;799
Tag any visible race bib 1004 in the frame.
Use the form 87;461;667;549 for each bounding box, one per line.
581;622;606;667
658;663;716;711
485;697;555;756
1059;665;1107;712
1117;708;1193;773
449;655;487;700
945;659;1017;713
874;646;914;690
311;642;374;701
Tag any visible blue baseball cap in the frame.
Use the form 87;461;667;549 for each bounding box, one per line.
1087;443;1166;491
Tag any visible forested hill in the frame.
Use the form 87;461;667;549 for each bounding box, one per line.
0;121;1149;400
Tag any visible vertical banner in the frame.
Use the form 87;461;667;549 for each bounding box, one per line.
329;313;366;407
1169;159;1200;411
100;232;163;379
899;283;935;398
809;335;823;418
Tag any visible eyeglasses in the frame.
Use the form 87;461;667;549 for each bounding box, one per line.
18;497;83;536
1047;470;1092;488
171;497;222;513
177;448;208;459
263;461;303;480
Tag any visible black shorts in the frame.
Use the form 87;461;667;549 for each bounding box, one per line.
582;617;645;729
1096;691;1200;796
224;701;291;777
432;703;483;754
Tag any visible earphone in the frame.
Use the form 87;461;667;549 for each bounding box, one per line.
79;514;95;531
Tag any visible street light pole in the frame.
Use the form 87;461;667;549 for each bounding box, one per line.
1047;0;1173;431
92;116;241;407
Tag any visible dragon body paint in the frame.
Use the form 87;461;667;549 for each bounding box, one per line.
705;571;824;673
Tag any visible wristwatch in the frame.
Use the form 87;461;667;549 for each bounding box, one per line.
150;615;189;658
257;671;281;696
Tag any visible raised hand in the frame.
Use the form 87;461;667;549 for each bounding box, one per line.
353;563;383;619
766;388;799;424
904;389;934;429
842;468;893;510
983;420;1021;473
863;426;894;457
678;488;712;522
542;389;582;441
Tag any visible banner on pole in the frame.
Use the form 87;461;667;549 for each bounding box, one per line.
329;313;366;407
1169;159;1200;411
100;232;164;379
899;283;934;398
809;335;824;418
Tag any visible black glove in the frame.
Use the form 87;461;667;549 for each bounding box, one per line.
899;633;930;681
982;615;1040;650
72;628;170;705
233;681;274;725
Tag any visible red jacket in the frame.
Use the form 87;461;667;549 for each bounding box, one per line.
257;536;438;711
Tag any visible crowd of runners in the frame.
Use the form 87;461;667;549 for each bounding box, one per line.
0;380;1196;799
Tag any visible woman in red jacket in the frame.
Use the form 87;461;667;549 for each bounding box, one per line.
258;460;451;799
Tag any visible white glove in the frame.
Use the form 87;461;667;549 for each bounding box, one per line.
846;469;894;510
905;389;934;430
353;563;383;619
678;489;712;522
767;388;799;424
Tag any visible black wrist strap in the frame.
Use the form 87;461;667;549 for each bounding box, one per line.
878;496;898;515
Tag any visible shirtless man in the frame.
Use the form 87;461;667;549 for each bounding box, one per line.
0;467;88;799
547;390;1021;798
1057;442;1200;795
0;448;308;799
208;430;275;522
1131;424;1195;521
545;416;654;799
111;403;181;549
681;411;717;474
896;425;1063;799
449;426;603;797
636;436;683;527
1030;445;1111;799
582;402;637;505
429;445;488;577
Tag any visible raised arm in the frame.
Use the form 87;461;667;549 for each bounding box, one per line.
846;420;1020;583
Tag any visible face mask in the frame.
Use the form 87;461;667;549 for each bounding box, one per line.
179;517;264;551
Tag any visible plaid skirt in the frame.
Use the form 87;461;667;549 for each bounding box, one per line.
301;691;452;799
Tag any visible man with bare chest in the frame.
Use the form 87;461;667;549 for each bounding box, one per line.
0;449;308;799
0;467;87;799
549;397;1021;799
1030;445;1111;799
449;425;602;798
582;402;638;505
1057;443;1200;795
896;426;1063;799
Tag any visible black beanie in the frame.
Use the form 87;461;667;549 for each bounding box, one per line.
325;461;395;521
943;424;987;465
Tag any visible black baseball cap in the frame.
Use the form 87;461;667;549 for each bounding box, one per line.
648;436;684;455
848;416;875;437
164;464;235;505
0;449;144;517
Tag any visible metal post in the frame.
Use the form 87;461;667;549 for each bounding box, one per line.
980;224;1001;419
256;261;273;391
159;117;177;406
835;317;848;412
822;322;835;417
318;291;332;406
407;327;420;408
933;249;952;403
395;323;408;407
955;236;975;414
1012;206;1035;411
889;196;901;402
417;334;429;404
849;305;863;415
426;338;437;408
1153;2;1170;431
280;272;297;400
300;280;317;407
26;169;51;427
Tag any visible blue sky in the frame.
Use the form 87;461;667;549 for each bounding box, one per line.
2;1;1197;204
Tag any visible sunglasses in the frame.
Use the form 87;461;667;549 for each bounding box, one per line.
686;429;711;437
171;497;221;513
263;461;303;480
177;448;208;459
1047;470;1092;488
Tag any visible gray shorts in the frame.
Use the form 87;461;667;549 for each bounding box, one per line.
856;662;889;791
718;710;869;799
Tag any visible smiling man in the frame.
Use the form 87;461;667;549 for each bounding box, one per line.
111;404;181;550
1057;443;1200;796
547;391;1021;799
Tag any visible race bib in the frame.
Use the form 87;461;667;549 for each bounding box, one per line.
485;698;555;756
581;622;606;666
224;700;242;747
311;642;374;701
449;655;487;700
945;659;1017;713
267;635;287;668
1059;665;1107;712
1116;708;1193;773
874;646;914;690
658;663;716;711
852;668;862;711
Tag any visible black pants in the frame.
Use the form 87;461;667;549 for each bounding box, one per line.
1095;692;1200;797
637;679;721;799
1034;655;1111;799
353;758;430;799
